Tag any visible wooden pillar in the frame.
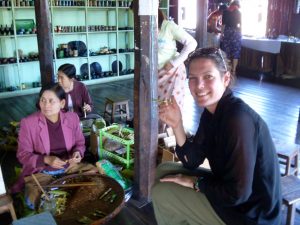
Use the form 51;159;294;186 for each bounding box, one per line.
35;0;54;86
195;0;208;48
133;0;159;203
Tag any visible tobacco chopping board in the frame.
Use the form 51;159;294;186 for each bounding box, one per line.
47;174;124;225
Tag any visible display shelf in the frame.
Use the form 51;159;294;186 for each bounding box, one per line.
0;0;40;96
50;0;134;82
0;0;169;97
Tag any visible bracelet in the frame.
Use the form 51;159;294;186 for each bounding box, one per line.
193;178;200;192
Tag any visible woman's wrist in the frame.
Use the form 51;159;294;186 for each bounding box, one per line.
173;121;186;146
193;177;200;192
43;156;49;164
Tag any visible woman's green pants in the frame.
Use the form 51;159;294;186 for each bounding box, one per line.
151;162;226;225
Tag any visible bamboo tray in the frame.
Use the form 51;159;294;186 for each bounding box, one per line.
46;174;125;225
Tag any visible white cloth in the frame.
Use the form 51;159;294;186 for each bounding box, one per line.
241;37;281;54
67;94;73;111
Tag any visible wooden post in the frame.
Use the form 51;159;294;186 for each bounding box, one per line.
35;0;54;86
133;0;158;203
195;0;208;47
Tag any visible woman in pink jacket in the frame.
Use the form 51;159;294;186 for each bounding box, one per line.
12;83;96;209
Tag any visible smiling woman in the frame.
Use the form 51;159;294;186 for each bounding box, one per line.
152;47;282;225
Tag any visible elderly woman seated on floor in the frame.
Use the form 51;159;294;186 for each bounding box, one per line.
11;83;97;210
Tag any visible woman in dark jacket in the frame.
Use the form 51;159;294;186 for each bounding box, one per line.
152;47;281;225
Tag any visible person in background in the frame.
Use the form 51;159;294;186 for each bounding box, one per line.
152;47;281;225
11;83;97;209
221;0;241;76
157;9;197;115
207;3;228;48
57;63;93;118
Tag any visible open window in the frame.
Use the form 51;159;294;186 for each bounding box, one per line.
240;0;269;37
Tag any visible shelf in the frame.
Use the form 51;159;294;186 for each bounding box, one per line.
14;7;34;9
119;52;134;55
87;7;117;10
88;31;117;34
0;35;15;38
55;56;88;61
54;32;87;35
89;53;118;58
118;30;133;32
0;87;41;99
16;34;37;37
0;0;139;96
51;6;86;10
0;63;18;67
19;60;39;65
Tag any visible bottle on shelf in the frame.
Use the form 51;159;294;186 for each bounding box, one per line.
4;25;9;36
0;25;3;35
9;24;14;35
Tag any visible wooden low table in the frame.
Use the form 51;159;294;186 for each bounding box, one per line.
103;97;130;124
274;141;299;176
0;193;17;221
281;175;300;225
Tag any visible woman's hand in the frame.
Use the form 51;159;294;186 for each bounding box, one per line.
158;62;175;77
160;174;197;189
159;96;186;146
159;96;182;129
44;156;66;169
83;103;92;112
68;151;82;164
163;62;174;72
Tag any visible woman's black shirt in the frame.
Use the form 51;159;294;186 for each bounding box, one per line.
176;89;282;225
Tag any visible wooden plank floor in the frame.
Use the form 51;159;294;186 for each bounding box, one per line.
1;76;300;224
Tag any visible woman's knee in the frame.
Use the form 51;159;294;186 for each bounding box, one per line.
156;162;183;175
151;181;175;202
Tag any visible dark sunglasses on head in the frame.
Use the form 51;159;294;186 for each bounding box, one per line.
186;47;228;72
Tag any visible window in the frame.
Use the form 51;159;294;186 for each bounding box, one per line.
240;0;269;37
295;0;300;14
178;0;197;29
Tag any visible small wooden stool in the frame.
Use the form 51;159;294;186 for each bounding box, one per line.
103;97;130;124
281;175;300;225
0;194;17;221
275;142;299;176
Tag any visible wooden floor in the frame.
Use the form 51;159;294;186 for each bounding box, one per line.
1;75;300;224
